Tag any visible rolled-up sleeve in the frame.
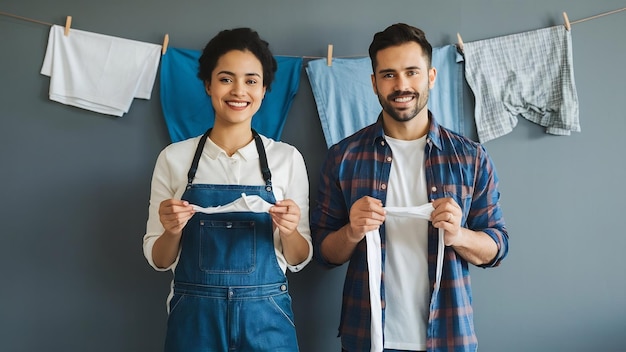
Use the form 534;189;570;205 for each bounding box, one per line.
470;145;509;268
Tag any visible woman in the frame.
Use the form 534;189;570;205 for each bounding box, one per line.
143;28;312;351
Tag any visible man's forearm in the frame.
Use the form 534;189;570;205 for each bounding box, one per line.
450;228;498;266
320;225;361;265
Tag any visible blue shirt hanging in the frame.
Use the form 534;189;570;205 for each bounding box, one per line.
160;47;303;142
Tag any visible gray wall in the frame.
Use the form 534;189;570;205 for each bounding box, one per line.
1;0;624;351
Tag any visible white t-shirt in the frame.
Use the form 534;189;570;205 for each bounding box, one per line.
384;135;429;350
142;134;313;276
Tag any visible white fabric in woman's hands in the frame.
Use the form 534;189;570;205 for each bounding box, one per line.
191;193;274;214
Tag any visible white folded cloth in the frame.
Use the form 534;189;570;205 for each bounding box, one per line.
191;193;274;214
41;25;161;116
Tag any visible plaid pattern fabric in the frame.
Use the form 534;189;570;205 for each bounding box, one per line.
311;113;509;352
464;26;580;143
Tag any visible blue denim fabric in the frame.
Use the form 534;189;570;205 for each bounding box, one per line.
164;136;298;351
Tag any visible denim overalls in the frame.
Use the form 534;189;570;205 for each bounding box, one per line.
164;129;299;352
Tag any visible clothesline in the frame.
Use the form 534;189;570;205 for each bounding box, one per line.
306;7;626;63
456;8;625;54
1;6;625;62
0;12;169;53
0;10;54;26
283;7;626;63
571;6;626;25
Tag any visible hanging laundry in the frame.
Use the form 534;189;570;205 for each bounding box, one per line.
463;26;580;143
430;45;467;138
306;57;381;148
305;45;467;148
160;48;302;142
40;25;161;117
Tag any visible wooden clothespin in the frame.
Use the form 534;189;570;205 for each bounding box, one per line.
456;33;464;53
162;34;169;55
327;44;333;67
64;16;72;36
562;12;571;31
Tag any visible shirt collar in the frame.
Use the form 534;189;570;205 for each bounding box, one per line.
427;111;444;150
205;136;257;161
372;110;444;150
371;114;386;146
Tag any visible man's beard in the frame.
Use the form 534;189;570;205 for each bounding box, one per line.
378;89;429;122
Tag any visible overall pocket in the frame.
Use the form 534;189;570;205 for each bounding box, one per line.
199;220;256;274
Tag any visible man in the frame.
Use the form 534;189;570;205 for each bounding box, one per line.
311;23;509;352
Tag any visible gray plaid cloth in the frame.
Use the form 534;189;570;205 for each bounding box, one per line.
464;26;580;143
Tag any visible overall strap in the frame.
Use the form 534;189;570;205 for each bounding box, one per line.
187;128;211;188
252;129;272;191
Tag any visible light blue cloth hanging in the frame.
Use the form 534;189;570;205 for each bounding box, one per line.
306;45;466;148
430;45;466;137
463;26;580;143
305;57;381;148
160;47;303;142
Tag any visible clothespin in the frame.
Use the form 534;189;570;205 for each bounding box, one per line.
562;12;571;31
327;44;333;66
64;15;72;36
162;34;169;55
456;33;464;53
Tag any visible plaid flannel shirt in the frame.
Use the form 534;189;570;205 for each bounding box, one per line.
311;113;508;352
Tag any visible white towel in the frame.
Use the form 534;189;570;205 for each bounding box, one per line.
366;203;445;352
191;193;274;214
40;25;161;117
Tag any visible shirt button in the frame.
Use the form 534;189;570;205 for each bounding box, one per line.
386;156;392;162
380;141;385;146
280;284;287;291
381;183;387;190
431;186;437;192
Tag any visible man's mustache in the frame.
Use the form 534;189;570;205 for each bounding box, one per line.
388;91;417;100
